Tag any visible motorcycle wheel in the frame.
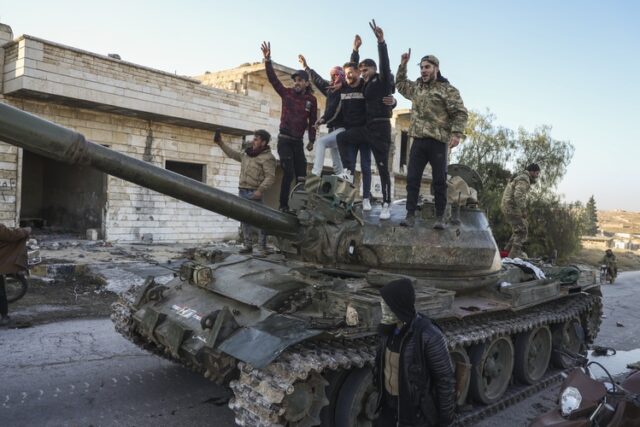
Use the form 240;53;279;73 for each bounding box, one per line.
5;274;29;303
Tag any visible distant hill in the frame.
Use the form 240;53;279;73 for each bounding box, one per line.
598;210;640;235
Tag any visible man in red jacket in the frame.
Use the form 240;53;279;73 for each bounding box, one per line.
0;224;31;326
261;41;318;212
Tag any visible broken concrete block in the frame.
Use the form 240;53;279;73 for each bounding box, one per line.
141;233;153;244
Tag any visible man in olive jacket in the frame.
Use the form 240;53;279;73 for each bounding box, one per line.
0;223;31;326
375;278;456;426
396;50;468;230
215;130;276;255
501;163;541;258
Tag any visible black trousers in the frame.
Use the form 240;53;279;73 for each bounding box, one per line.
406;137;448;217
337;120;391;204
277;135;307;209
0;275;8;317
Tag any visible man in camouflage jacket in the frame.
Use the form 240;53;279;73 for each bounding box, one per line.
501;163;541;258
396;50;468;230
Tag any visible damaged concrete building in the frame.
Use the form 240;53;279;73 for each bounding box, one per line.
0;23;419;243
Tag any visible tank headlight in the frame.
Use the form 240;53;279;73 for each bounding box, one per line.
560;386;582;417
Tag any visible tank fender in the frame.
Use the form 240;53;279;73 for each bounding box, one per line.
218;314;322;368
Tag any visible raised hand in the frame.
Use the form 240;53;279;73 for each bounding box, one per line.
353;34;362;51
298;54;308;69
260;41;271;60
400;48;411;66
369;20;384;43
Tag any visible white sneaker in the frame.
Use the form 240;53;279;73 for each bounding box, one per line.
362;198;372;211
379;203;391;220
335;171;353;183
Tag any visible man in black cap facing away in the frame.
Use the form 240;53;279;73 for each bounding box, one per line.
375;278;456;426
261;41;318;212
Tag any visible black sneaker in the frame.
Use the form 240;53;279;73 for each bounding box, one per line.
433;216;446;230
400;214;416;227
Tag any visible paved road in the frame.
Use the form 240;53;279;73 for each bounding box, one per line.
1;272;638;427
0;319;236;427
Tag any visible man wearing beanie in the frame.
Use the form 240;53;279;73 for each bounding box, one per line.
396;49;468;230
214;129;276;256
260;42;318;213
501;163;541;258
375;278;456;426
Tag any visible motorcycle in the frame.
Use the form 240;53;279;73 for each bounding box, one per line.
4;241;40;304
530;350;640;426
600;265;616;284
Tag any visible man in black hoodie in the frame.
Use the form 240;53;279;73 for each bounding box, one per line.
375;278;456;426
337;21;395;220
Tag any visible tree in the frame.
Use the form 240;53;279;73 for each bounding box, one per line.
583;195;599;235
451;110;581;259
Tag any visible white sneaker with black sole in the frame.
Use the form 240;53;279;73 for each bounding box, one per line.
379;203;391;220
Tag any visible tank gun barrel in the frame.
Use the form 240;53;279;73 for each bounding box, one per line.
0;103;299;237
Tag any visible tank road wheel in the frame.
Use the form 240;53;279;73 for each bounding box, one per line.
469;336;514;404
334;367;378;427
449;346;471;406
514;326;552;384
551;318;585;368
319;369;350;427
282;372;329;427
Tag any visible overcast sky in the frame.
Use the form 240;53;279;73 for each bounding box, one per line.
1;0;638;211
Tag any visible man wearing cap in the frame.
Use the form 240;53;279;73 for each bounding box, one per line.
336;21;395;220
396;50;468;230
375;278;456;426
501;163;541;258
261;42;318;213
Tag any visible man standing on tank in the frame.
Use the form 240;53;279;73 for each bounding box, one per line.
396;50;468;230
501;163;541;259
337;21;395;220
374;278;456;426
261;42;317;213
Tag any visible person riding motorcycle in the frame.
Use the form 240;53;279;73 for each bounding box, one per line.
601;249;618;283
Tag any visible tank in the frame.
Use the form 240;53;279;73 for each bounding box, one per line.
0;103;602;426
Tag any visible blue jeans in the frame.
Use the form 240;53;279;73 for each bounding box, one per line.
346;143;372;199
238;188;267;247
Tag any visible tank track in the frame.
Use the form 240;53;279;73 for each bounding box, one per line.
439;292;602;348
229;292;601;426
229;338;378;426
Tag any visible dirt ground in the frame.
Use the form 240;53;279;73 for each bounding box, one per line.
8;270;117;327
